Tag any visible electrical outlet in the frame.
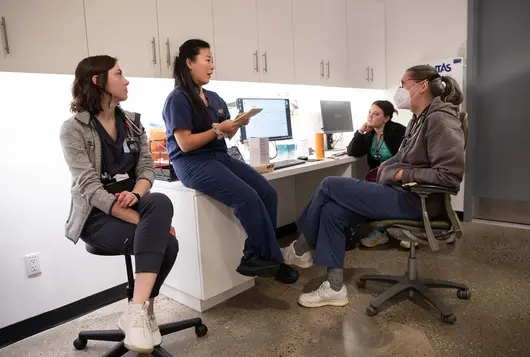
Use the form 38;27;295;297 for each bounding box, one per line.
24;253;41;277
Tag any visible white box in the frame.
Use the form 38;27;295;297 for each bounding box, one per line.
249;137;270;166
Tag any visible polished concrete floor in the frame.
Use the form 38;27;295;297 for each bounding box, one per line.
2;221;530;357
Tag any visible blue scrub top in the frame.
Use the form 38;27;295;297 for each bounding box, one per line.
163;86;230;162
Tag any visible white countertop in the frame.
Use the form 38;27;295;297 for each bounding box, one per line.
153;154;359;194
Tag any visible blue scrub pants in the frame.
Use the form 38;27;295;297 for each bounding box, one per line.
296;177;423;269
174;151;283;263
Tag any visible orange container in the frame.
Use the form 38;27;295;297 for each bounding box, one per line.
315;133;325;159
149;128;169;168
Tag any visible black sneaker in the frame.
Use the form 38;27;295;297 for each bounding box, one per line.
274;264;299;284
236;255;280;278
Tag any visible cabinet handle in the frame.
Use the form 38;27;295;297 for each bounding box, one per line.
1;17;10;55
253;50;259;72
370;67;374;82
262;52;268;73
165;39;171;68
366;67;370;81
151;37;157;65
320;60;325;78
326;61;330;79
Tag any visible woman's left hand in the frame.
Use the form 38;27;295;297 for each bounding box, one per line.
115;191;139;208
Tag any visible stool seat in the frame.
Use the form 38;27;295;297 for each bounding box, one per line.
85;243;121;257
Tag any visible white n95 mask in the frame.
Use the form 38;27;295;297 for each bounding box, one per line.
394;88;411;110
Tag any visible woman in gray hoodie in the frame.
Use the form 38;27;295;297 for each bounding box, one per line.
281;64;465;308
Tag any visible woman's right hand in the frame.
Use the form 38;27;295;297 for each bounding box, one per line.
359;122;373;133
218;120;239;135
170;226;176;237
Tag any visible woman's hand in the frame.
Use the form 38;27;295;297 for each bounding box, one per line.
234;113;251;126
359;122;373;133
115;191;139;208
394;169;404;181
218;119;240;135
170;226;176;237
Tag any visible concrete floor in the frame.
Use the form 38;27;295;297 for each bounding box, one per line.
2;221;530;357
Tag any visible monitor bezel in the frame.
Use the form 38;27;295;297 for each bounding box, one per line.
237;98;293;142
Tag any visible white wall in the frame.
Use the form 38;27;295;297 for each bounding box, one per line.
0;70;385;328
384;0;468;125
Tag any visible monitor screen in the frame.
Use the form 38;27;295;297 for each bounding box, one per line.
237;98;292;141
320;100;354;133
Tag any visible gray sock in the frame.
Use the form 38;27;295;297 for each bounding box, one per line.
293;234;310;256
327;268;343;291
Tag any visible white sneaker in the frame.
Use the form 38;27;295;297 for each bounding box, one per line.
361;230;389;248
148;314;163;346
281;241;313;268
118;301;154;353
298;281;349;308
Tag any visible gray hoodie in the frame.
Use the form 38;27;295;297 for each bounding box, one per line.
59;110;155;243
376;97;465;215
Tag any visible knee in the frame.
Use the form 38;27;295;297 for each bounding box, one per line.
142;192;174;217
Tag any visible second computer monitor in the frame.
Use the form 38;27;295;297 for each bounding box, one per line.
237;98;292;141
320;100;354;133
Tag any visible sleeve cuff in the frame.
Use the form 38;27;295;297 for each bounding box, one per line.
401;168;413;183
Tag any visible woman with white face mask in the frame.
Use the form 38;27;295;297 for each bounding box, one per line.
281;64;465;309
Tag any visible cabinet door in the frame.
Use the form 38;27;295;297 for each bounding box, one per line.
292;0;326;86
256;0;295;84
157;0;215;79
0;0;88;74
322;0;348;87
347;0;386;89
212;0;259;82
84;0;160;78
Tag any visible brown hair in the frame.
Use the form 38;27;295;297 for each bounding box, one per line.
406;65;464;106
70;55;117;115
372;100;398;120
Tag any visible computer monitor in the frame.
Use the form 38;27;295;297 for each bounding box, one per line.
320;100;354;149
237;98;292;142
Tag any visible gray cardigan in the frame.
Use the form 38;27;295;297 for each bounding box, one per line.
59;110;155;243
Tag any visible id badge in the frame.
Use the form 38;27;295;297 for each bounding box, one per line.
114;173;129;182
123;137;140;154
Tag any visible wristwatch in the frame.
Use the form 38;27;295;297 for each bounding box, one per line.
132;192;141;201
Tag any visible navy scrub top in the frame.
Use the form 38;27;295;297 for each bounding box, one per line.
163;86;230;162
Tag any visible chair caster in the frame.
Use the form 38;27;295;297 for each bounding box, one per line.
356;280;366;289
195;324;208;337
73;337;87;350
365;306;378;316
441;313;456;324
457;289;471;300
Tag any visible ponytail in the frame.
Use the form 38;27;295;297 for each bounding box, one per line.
406;65;464;106
440;75;464;106
172;39;212;128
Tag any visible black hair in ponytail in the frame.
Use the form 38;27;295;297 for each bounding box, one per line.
173;39;212;127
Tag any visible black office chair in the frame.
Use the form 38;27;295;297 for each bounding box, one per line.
356;112;471;325
73;244;208;357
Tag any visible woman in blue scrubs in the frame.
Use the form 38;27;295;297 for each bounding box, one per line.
162;39;298;284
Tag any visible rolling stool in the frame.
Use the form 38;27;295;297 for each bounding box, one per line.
73;243;208;357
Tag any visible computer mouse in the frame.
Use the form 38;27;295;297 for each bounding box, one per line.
297;156;308;161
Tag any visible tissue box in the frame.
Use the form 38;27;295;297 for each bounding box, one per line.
249;137;269;166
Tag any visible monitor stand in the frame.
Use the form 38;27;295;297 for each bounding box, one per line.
325;133;335;150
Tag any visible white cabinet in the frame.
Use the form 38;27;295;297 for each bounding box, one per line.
157;0;215;79
84;0;160;78
292;0;348;87
256;0;295;84
0;0;88;75
347;0;386;89
212;0;259;82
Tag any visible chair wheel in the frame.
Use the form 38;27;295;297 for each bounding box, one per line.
195;324;208;337
441;313;457;324
73;338;87;350
457;289;471;300
365;306;377;316
356;280;366;289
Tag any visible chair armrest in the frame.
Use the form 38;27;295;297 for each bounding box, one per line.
402;182;458;196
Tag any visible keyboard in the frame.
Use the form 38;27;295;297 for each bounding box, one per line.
330;151;347;157
274;159;306;170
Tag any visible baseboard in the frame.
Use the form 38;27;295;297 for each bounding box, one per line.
0;282;127;349
276;223;297;239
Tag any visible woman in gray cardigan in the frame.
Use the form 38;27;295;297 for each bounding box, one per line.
60;55;177;354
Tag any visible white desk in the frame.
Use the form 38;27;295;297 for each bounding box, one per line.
152;155;365;312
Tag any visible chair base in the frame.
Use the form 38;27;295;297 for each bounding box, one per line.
73;318;207;356
357;247;471;324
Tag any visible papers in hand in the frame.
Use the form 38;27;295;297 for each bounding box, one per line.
233;108;263;123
